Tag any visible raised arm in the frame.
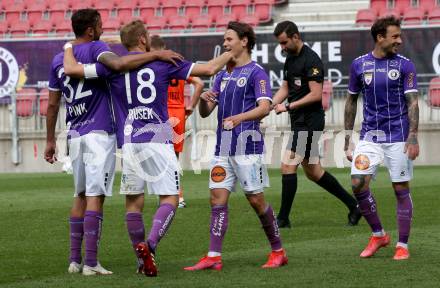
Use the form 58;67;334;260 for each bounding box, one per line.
344;92;359;161
190;52;233;76
404;92;419;160
44;90;62;163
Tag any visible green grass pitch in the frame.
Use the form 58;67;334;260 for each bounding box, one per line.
1;166;439;287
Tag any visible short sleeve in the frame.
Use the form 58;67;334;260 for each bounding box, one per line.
253;68;272;103
403;60;418;94
348;60;361;95
212;71;224;94
168;60;194;80
282;58;288;81
93;41;113;62
305;54;324;83
48;59;61;91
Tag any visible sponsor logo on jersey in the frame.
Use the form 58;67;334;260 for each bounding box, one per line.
376;68;386;72
237;77;247;87
259;80;266;95
388;69;400;80
363;61;374;67
211;165;226;182
355;154;370;170
311;67;320;76
364;72;373;85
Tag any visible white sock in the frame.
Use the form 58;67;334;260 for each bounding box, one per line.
207;251;221;257
396;242;408;249
372;230;385;237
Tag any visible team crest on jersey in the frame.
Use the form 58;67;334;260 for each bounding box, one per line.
237;77;247;87
211;166;226;182
220;80;227;92
364;72;373;85
388;69;400;80
311;67;320;76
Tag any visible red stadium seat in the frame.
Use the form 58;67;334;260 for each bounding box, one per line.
10;21;31;36
241;13;260;27
420;0;437;13
94;0;115;10
393;0;411;14
49;10;67;23
215;13;237;29
207;4;225;18
117;7;134;21
0;21;9;35
162;0;183;7
102;18;121;33
371;0;386;13
32;19;53;34
185;5;202;19
54;20;72;35
168;15;190;30
207;0;227;5
115;0;139;9
6;1;27;11
5;11;21;24
39;89;49;117
191;13;213;29
254;3;271;23
356;9;377;26
231;4;248;18
402;7;424;25
185;0;205;6
144;16;168;30
138;0;161;9
118;10;137;24
322;80;333;111
16;89;37;117
70;0;94;10
379;8;401;18
49;0;70;11
163;7;179;18
428;77;440;107
427;7;440;23
140;7;155;20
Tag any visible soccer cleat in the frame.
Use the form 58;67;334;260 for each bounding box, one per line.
262;249;288;268
360;234;390;258
178;200;186;208
276;218;291;229
347;206;362;226
183;255;222;271
393;246;410;260
136;242;157;277
82;262;113;276
68;262;82;273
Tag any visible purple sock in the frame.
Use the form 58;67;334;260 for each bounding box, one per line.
209;205;228;253
354;190;383;233
259;205;282;251
84;210;103;267
395;189;413;244
126;212;145;255
69;217;84;264
147;203;176;251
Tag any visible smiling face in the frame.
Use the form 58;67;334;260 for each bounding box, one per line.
223;29;248;57
377;25;402;56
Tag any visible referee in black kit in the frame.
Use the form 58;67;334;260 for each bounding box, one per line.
271;21;361;228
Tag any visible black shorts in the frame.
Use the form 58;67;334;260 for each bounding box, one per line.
288;130;322;159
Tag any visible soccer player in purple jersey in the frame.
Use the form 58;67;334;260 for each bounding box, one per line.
184;22;288;271
44;9;182;276
62;20;233;276
344;16;420;260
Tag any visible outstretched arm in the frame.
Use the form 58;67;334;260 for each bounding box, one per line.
190;52;233;76
404;92;419;160
344;93;359;161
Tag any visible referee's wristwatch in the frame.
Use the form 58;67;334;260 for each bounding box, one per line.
284;102;291;111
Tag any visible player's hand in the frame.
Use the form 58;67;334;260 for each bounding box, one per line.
223;115;243;130
185;106;194;119
274;103;287;114
155;50;184;66
344;136;354;162
44;141;57;164
404;135;419;160
200;90;218;104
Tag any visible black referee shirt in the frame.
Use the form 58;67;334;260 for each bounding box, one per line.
283;44;325;130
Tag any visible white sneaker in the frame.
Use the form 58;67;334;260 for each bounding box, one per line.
68;262;83;273
82;262;113;276
178;200;186;208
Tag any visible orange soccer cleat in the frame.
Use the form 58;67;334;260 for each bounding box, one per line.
262;249;288;268
184;255;222;271
136;242;157;277
360;234;391;258
393;246;410;260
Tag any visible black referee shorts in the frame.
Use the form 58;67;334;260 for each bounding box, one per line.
288;130;322;160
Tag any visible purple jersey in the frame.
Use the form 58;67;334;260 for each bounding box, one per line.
95;53;194;147
212;61;272;156
48;41;114;136
348;52;418;143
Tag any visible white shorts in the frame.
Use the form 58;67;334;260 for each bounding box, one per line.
351;140;413;182
68;133;116;197
120;143;180;196
209;154;270;194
